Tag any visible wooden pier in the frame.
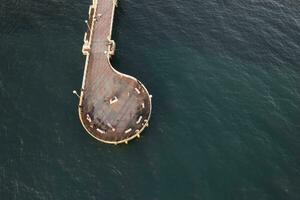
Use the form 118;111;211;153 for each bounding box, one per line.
78;0;152;144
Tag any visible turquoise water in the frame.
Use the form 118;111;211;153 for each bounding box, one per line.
0;0;299;199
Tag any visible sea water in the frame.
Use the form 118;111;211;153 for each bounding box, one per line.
0;0;299;199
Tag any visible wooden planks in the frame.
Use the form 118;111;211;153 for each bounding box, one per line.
78;0;152;144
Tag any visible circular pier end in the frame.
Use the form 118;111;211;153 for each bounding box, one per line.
78;71;152;145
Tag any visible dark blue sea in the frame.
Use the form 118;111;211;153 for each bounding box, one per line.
0;0;299;199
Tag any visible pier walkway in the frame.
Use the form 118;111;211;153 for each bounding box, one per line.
78;0;152;144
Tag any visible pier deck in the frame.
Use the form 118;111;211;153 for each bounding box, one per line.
78;0;152;144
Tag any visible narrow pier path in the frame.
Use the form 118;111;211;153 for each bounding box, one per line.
78;0;152;144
